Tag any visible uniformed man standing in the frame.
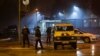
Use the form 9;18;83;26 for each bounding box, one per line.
34;26;43;49
46;27;52;44
22;25;30;47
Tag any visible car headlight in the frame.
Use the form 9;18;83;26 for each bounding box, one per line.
57;37;60;40
91;35;96;39
90;36;97;40
54;37;60;40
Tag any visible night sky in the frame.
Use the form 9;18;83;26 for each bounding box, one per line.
0;0;18;30
0;0;100;30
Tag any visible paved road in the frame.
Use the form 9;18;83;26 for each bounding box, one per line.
0;37;76;56
0;35;100;56
0;48;76;56
0;42;76;56
77;37;100;56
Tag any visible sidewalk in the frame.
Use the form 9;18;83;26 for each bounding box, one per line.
0;40;21;48
0;39;54;50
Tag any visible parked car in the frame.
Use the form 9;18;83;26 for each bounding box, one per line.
74;29;97;43
0;25;18;41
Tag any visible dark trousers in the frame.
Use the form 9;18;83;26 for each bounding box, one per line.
35;39;43;49
23;36;30;47
46;34;51;43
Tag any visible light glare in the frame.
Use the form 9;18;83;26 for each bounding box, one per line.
74;5;79;12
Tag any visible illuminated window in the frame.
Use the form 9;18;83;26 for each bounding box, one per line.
84;20;89;27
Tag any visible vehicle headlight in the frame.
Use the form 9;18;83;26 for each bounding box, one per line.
54;37;60;40
91;36;96;39
90;36;97;40
57;37;60;40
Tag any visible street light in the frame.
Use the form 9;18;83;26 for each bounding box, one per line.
35;8;38;25
22;0;30;12
18;0;30;43
23;0;29;6
58;12;64;19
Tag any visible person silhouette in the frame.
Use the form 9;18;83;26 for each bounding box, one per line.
34;26;43;49
22;25;30;47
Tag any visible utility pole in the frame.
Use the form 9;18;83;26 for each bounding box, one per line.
18;0;21;43
18;0;30;43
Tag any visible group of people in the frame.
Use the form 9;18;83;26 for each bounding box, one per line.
22;25;52;49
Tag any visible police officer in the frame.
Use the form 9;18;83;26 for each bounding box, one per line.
34;26;43;49
22;25;30;47
46;27;52;44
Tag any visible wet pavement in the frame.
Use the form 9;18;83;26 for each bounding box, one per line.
0;43;76;56
0;39;76;56
77;38;100;56
0;48;76;56
0;35;100;56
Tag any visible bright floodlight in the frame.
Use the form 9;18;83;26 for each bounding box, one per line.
72;11;77;16
68;5;85;19
58;12;64;16
70;11;79;19
57;12;65;19
73;5;79;12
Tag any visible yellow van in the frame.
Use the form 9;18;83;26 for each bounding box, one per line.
53;23;77;49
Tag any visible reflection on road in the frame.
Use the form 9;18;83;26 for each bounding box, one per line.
77;49;83;56
91;44;95;56
37;50;42;54
0;36;100;56
77;39;100;56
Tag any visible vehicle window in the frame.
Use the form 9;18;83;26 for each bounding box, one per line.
55;26;74;31
75;30;83;34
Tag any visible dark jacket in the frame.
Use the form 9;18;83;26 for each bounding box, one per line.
22;28;30;36
34;28;41;37
46;27;51;35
